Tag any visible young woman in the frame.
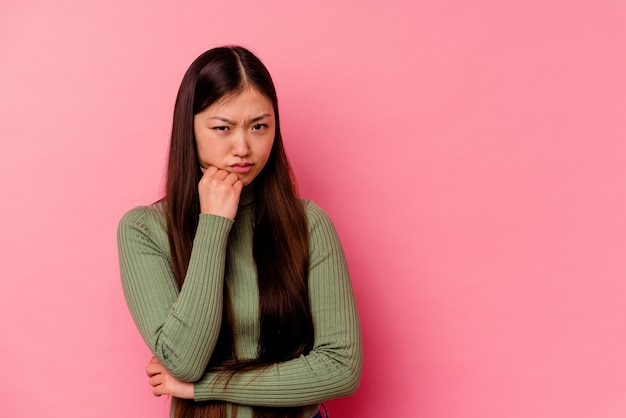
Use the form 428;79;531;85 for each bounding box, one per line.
117;46;362;418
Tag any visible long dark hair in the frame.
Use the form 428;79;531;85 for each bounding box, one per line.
165;46;314;418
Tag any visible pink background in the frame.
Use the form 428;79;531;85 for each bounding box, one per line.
2;1;626;417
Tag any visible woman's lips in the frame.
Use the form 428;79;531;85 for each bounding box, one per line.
230;162;252;173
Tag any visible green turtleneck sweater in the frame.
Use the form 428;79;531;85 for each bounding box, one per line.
117;187;362;417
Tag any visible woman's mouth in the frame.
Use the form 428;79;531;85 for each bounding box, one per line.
230;162;252;174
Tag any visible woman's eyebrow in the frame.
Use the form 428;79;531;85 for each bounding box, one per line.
208;116;237;124
248;113;272;123
208;114;272;124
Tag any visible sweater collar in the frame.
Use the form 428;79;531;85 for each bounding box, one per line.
239;182;255;208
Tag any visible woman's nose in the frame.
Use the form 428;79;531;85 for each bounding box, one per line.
232;131;251;156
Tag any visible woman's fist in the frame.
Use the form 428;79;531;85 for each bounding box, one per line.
198;166;243;219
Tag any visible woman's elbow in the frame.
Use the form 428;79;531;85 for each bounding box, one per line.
152;339;207;382
341;359;362;396
166;362;205;382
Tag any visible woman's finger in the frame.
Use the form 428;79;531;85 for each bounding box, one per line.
224;172;241;185
149;374;162;387
200;165;218;177
146;357;164;377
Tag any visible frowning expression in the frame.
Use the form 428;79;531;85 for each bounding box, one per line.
194;87;275;186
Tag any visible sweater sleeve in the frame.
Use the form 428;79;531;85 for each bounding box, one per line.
117;206;233;382
193;201;362;406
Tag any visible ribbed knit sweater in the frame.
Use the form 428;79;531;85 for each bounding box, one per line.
117;186;362;418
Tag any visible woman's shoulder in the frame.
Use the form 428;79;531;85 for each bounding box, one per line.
301;199;337;232
118;200;167;237
301;198;324;217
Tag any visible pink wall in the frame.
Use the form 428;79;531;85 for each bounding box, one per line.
2;1;626;417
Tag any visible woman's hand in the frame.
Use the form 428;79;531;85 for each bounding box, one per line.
146;357;194;399
198;166;243;219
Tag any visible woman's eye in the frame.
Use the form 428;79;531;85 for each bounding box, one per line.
213;126;229;131
252;123;266;131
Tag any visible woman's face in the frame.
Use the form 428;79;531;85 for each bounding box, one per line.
194;87;275;186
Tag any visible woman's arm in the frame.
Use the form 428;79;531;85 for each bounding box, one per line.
119;168;243;382
117;206;233;382
192;201;362;406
